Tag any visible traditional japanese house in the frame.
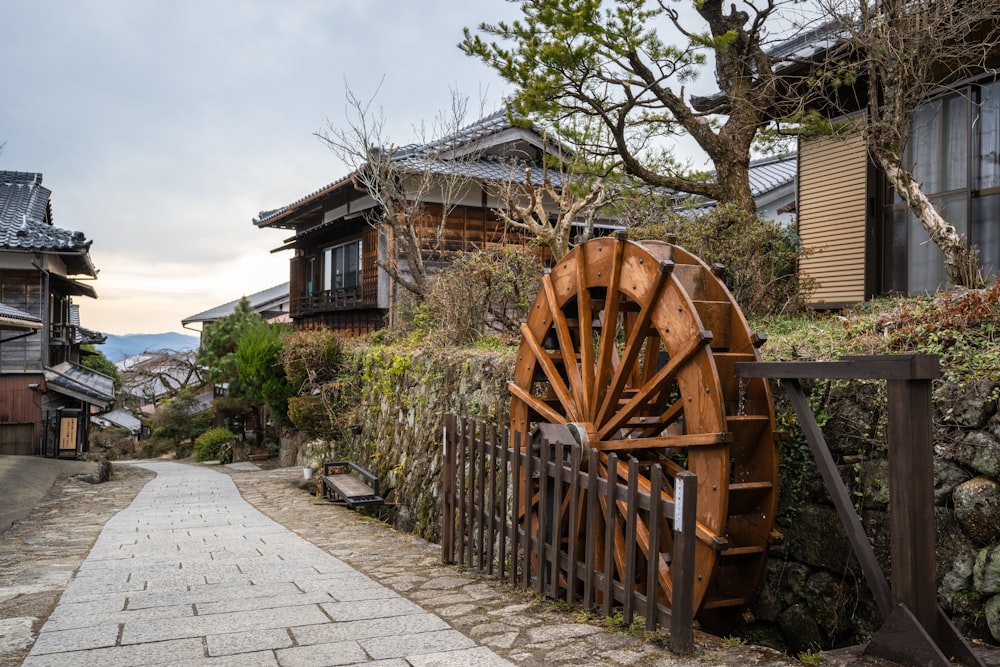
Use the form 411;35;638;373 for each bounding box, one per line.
770;24;1000;306
254;111;609;336
0;171;112;456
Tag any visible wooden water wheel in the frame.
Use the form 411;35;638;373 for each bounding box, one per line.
509;233;778;633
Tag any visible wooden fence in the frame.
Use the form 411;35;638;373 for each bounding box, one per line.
440;413;697;653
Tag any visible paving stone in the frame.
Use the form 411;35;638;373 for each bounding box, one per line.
166;649;280;666
274;640;369;667
319;597;424;622
20;637;206;667
195;590;334;615
121;603;329;644
0;616;35;653
42;603;193;631
291;613;450;645
358;628;477;659
406;645;517;666
205;627;293;656
28;623;119;655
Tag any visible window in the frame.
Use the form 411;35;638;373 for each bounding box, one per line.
886;78;1000;294
322;239;362;291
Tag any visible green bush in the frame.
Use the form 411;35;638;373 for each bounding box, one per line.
630;203;811;316
194;427;239;463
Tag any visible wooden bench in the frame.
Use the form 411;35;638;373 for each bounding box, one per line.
321;461;384;508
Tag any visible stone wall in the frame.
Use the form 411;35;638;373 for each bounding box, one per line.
749;378;1000;651
293;344;514;542
292;344;1000;649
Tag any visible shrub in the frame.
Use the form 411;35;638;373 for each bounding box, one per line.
423;247;542;345
630;203;812;316
282;329;344;387
194;427;239;463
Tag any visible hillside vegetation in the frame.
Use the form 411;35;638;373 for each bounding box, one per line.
753;282;1000;385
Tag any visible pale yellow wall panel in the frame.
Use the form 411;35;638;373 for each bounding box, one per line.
799;133;868;306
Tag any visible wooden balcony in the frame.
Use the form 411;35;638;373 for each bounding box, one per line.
294;287;371;316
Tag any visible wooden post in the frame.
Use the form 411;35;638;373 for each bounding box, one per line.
441;413;456;565
735;355;984;667
670;470;697;654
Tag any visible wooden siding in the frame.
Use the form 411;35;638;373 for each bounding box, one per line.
798;134;869;306
0;271;45;370
0;374;43;454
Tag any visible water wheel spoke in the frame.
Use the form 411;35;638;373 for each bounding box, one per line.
518;323;580;422
597;261;673;426
508;382;567;425
597;331;713;441
576;243;596;414
592;235;627;421
541;274;586;413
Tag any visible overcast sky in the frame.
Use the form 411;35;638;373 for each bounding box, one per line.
0;0;520;335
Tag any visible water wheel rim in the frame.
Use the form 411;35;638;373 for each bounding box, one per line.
509;235;778;632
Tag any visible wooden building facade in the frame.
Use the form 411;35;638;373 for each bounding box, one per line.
255;111;569;336
0;171;113;456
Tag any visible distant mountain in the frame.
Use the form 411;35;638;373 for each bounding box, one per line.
97;332;199;362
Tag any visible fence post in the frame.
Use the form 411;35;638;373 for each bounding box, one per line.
670;470;697;654
441;413;455;565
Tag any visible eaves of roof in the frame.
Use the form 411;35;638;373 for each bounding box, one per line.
45;361;115;409
51;274;98;299
181;282;291;326
271;158;572;250
0;301;42;330
254;110;564;232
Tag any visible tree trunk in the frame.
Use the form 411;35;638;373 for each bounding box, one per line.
880;157;984;288
714;156;757;227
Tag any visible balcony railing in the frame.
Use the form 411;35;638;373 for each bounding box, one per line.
295;286;366;315
48;323;77;345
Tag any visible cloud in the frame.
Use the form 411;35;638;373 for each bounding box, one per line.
0;0;517;334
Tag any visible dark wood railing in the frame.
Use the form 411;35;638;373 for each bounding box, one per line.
441;413;697;653
296;286;365;315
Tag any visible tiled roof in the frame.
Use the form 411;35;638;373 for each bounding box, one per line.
0;301;42;329
747;153;797;197
182;282;291;326
678;153;797;212
255;111;556;228
45;360;115;408
0;171;94;259
93;408;142;433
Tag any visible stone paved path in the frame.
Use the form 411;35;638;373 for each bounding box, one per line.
22;461;512;667
11;460;956;666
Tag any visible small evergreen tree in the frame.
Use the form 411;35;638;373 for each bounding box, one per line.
196;297;264;386
234;321;296;428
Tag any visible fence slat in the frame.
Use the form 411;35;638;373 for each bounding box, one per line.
441;416;698;649
511;429;521;587
476;424;486;571
583;447;598;611
602;452;618;616
670;470;697;654
566;444;581;605
457;416;468;568
441;413;455;565
499;427;510;580
535;437;549;595
646;464;663;631
521;437;533;590
623;459;639;624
